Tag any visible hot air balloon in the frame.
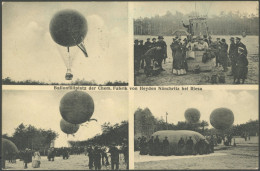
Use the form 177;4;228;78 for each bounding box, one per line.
210;108;234;130
49;9;88;80
2;138;19;169
59;91;95;124
152;130;207;155
60;118;80;135
184;108;200;123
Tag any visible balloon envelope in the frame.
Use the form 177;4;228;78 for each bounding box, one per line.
59;91;95;124
2;138;19;154
60;118;80;135
50;9;87;47
152;130;206;154
210;108;234;130
184;108;200;123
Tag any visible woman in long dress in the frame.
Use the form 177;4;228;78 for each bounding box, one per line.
32;149;41;168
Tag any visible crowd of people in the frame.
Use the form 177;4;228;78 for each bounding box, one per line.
136;135;214;156
134;35;248;84
4;142;128;170
85;142;128;170
135;133;245;156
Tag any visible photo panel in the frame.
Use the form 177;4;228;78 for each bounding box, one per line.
133;1;259;86
134;89;258;169
2;2;129;86
2;90;129;170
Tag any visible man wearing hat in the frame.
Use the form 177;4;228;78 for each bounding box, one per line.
134;39;141;75
144;38;152;52
215;38;221;67
235;37;247;56
151;38;157;48
162;136;170;156
177;138;185;155
234;46;248;84
93;146;102;170
228;37;237;76
153;135;160;155
138;40;146;69
148;136;154;155
23;148;32;169
156;36;167;71
87;145;94;169
219;38;228;72
108;142;120;170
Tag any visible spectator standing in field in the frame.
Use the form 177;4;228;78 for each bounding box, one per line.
23;148;32;169
32;149;41;168
109;143;120;170
93;146;102;170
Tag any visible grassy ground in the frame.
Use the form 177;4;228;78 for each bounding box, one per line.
134;136;259;170
135;35;259;85
4;154;127;170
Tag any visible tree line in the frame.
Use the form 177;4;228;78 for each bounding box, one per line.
2;77;128;86
134;10;259;36
134;107;259;138
2;123;59;151
68;121;128;147
134;108;209;137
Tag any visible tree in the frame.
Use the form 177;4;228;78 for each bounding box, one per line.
69;121;128;147
11;123;59;150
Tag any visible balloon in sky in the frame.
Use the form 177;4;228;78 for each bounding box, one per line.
210;108;234;130
50;9;87;47
49;9;88;80
60;118;80;135
59;91;94;124
184;108;201;123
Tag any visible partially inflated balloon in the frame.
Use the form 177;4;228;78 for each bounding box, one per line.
59;91;94;124
2;138;19;154
60;119;79;135
50;9;88;47
184;108;200;123
152;130;206;154
210;108;234;130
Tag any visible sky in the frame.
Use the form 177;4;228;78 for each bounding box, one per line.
134;90;258;127
133;1;259;18
2;90;128;147
2;2;128;84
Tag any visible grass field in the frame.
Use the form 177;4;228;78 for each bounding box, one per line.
134;136;259;170
4;154;127;170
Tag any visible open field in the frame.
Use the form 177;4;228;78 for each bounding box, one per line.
4;154;127;170
135;35;259;85
134;136;259;170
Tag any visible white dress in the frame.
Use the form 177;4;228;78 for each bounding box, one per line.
32;151;41;168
